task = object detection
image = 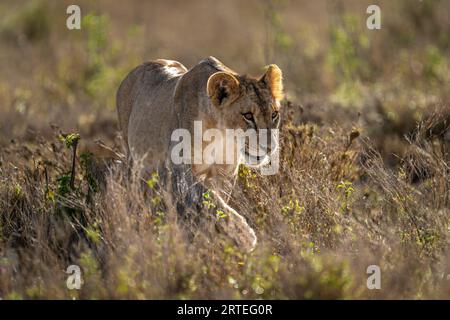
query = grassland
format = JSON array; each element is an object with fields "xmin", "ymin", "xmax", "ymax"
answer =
[{"xmin": 0, "ymin": 0, "xmax": 449, "ymax": 299}]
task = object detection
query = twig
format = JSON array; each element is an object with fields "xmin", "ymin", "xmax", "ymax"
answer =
[{"xmin": 70, "ymin": 139, "xmax": 78, "ymax": 190}]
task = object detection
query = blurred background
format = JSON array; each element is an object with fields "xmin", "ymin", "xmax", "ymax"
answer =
[{"xmin": 0, "ymin": 0, "xmax": 449, "ymax": 159}]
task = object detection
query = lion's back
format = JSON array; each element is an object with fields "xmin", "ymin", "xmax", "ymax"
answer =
[{"xmin": 116, "ymin": 59, "xmax": 187, "ymax": 166}]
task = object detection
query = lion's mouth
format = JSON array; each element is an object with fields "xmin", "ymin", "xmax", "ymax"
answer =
[{"xmin": 242, "ymin": 150, "xmax": 270, "ymax": 167}]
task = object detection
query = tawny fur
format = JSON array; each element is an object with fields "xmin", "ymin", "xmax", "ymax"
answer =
[{"xmin": 116, "ymin": 56, "xmax": 283, "ymax": 252}]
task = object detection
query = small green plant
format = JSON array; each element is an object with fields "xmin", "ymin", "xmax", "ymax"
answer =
[
  {"xmin": 202, "ymin": 190, "xmax": 215, "ymax": 209},
  {"xmin": 216, "ymin": 209, "xmax": 227, "ymax": 220},
  {"xmin": 336, "ymin": 181, "xmax": 354, "ymax": 213},
  {"xmin": 154, "ymin": 210, "xmax": 165, "ymax": 227},
  {"xmin": 281, "ymin": 199, "xmax": 304, "ymax": 215},
  {"xmin": 60, "ymin": 133, "xmax": 80, "ymax": 190},
  {"xmin": 146, "ymin": 172, "xmax": 159, "ymax": 189},
  {"xmin": 56, "ymin": 173, "xmax": 71, "ymax": 196},
  {"xmin": 59, "ymin": 133, "xmax": 80, "ymax": 148},
  {"xmin": 84, "ymin": 221, "xmax": 102, "ymax": 244},
  {"xmin": 238, "ymin": 165, "xmax": 258, "ymax": 190},
  {"xmin": 13, "ymin": 184, "xmax": 22, "ymax": 197}
]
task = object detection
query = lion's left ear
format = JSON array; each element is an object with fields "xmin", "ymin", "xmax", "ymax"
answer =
[{"xmin": 259, "ymin": 64, "xmax": 284, "ymax": 101}]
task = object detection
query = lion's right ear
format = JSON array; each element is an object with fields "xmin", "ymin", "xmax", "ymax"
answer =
[
  {"xmin": 207, "ymin": 72, "xmax": 240, "ymax": 107},
  {"xmin": 259, "ymin": 64, "xmax": 284, "ymax": 101}
]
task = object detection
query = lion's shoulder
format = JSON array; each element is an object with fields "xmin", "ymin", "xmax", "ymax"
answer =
[{"xmin": 196, "ymin": 56, "xmax": 237, "ymax": 75}]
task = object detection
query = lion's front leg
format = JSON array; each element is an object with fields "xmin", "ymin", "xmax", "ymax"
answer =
[{"xmin": 211, "ymin": 190, "xmax": 257, "ymax": 253}]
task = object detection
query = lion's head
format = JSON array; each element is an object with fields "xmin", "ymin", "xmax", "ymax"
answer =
[{"xmin": 205, "ymin": 65, "xmax": 283, "ymax": 168}]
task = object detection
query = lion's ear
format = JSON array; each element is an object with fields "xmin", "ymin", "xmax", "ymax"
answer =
[
  {"xmin": 260, "ymin": 64, "xmax": 284, "ymax": 101},
  {"xmin": 207, "ymin": 72, "xmax": 240, "ymax": 107}
]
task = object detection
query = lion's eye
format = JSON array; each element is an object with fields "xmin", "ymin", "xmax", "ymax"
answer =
[
  {"xmin": 272, "ymin": 111, "xmax": 279, "ymax": 120},
  {"xmin": 242, "ymin": 112, "xmax": 254, "ymax": 121}
]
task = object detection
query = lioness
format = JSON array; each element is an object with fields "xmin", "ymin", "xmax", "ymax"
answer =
[{"xmin": 116, "ymin": 56, "xmax": 283, "ymax": 252}]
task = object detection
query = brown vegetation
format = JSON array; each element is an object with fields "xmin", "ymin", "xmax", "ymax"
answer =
[{"xmin": 0, "ymin": 0, "xmax": 449, "ymax": 299}]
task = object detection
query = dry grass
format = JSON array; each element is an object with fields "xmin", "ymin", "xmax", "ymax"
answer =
[{"xmin": 0, "ymin": 0, "xmax": 449, "ymax": 299}]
